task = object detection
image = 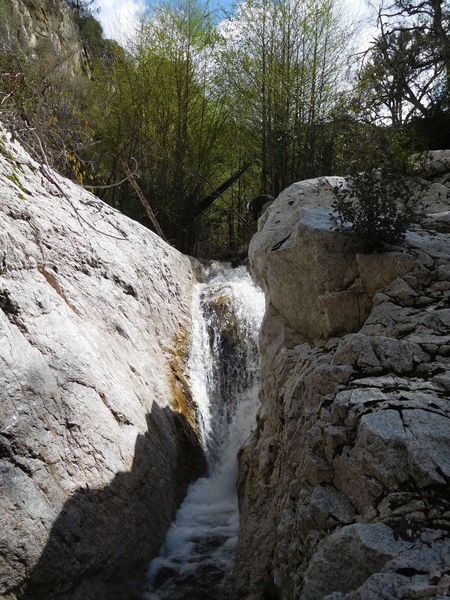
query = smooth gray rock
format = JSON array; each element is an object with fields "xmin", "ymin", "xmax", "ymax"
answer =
[{"xmin": 0, "ymin": 127, "xmax": 206, "ymax": 598}]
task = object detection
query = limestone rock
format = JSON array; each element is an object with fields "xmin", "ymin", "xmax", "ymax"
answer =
[
  {"xmin": 1, "ymin": 0, "xmax": 86, "ymax": 76},
  {"xmin": 0, "ymin": 127, "xmax": 206, "ymax": 598},
  {"xmin": 302, "ymin": 523, "xmax": 410, "ymax": 599},
  {"xmin": 234, "ymin": 155, "xmax": 450, "ymax": 599},
  {"xmin": 249, "ymin": 178, "xmax": 423, "ymax": 341}
]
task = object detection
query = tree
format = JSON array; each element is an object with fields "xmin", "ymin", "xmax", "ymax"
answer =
[
  {"xmin": 217, "ymin": 0, "xmax": 353, "ymax": 197},
  {"xmin": 1, "ymin": 0, "xmax": 373, "ymax": 256},
  {"xmin": 66, "ymin": 0, "xmax": 97, "ymax": 21},
  {"xmin": 358, "ymin": 0, "xmax": 449, "ymax": 126},
  {"xmin": 83, "ymin": 0, "xmax": 245, "ymax": 253}
]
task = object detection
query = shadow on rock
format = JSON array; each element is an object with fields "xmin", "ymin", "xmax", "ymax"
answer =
[{"xmin": 18, "ymin": 404, "xmax": 206, "ymax": 600}]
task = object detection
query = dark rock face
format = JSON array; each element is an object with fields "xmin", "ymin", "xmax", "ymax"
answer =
[
  {"xmin": 202, "ymin": 280, "xmax": 260, "ymax": 461},
  {"xmin": 233, "ymin": 153, "xmax": 450, "ymax": 599},
  {"xmin": 17, "ymin": 406, "xmax": 206, "ymax": 600},
  {"xmin": 203, "ymin": 291, "xmax": 248, "ymax": 409}
]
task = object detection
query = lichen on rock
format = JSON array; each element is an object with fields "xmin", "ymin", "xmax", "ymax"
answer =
[{"xmin": 168, "ymin": 328, "xmax": 199, "ymax": 432}]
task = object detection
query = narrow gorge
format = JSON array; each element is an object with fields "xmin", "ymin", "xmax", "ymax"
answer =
[
  {"xmin": 1, "ymin": 120, "xmax": 450, "ymax": 599},
  {"xmin": 0, "ymin": 127, "xmax": 267, "ymax": 599},
  {"xmin": 146, "ymin": 264, "xmax": 264, "ymax": 599}
]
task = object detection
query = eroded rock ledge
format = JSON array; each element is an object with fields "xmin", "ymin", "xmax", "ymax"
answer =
[
  {"xmin": 233, "ymin": 153, "xmax": 450, "ymax": 600},
  {"xmin": 0, "ymin": 129, "xmax": 206, "ymax": 598}
]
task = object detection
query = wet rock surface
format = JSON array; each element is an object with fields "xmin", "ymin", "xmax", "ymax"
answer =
[
  {"xmin": 233, "ymin": 153, "xmax": 450, "ymax": 599},
  {"xmin": 145, "ymin": 265, "xmax": 264, "ymax": 600},
  {"xmin": 203, "ymin": 285, "xmax": 256, "ymax": 429},
  {"xmin": 0, "ymin": 128, "xmax": 206, "ymax": 598}
]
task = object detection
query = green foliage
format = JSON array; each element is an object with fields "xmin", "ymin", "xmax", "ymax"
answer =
[
  {"xmin": 217, "ymin": 0, "xmax": 352, "ymax": 195},
  {"xmin": 332, "ymin": 167, "xmax": 422, "ymax": 250},
  {"xmin": 83, "ymin": 0, "xmax": 242, "ymax": 252},
  {"xmin": 6, "ymin": 172, "xmax": 26, "ymax": 193},
  {"xmin": 1, "ymin": 0, "xmax": 361, "ymax": 257},
  {"xmin": 66, "ymin": 0, "xmax": 97, "ymax": 20},
  {"xmin": 7, "ymin": 0, "xmax": 442, "ymax": 259},
  {"xmin": 79, "ymin": 14, "xmax": 105, "ymax": 57}
]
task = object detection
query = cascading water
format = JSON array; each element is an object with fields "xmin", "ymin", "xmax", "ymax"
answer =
[{"xmin": 144, "ymin": 263, "xmax": 265, "ymax": 600}]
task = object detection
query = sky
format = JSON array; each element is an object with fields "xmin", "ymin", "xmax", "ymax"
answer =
[
  {"xmin": 93, "ymin": 0, "xmax": 376, "ymax": 48},
  {"xmin": 92, "ymin": 0, "xmax": 147, "ymax": 45}
]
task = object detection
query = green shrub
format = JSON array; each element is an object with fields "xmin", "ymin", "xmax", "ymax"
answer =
[{"xmin": 331, "ymin": 167, "xmax": 423, "ymax": 250}]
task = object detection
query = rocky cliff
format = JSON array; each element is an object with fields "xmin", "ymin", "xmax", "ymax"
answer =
[
  {"xmin": 234, "ymin": 153, "xmax": 450, "ymax": 599},
  {"xmin": 0, "ymin": 127, "xmax": 206, "ymax": 599},
  {"xmin": 0, "ymin": 0, "xmax": 85, "ymax": 75}
]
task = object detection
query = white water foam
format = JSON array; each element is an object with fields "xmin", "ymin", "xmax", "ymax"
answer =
[{"xmin": 145, "ymin": 263, "xmax": 265, "ymax": 599}]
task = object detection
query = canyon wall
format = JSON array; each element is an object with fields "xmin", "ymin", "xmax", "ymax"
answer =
[
  {"xmin": 0, "ymin": 0, "xmax": 86, "ymax": 76},
  {"xmin": 0, "ymin": 127, "xmax": 205, "ymax": 598},
  {"xmin": 234, "ymin": 154, "xmax": 450, "ymax": 599}
]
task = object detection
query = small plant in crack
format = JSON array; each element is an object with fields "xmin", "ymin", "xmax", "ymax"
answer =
[{"xmin": 0, "ymin": 289, "xmax": 19, "ymax": 315}]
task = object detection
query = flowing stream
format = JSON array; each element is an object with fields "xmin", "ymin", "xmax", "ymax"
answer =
[{"xmin": 144, "ymin": 263, "xmax": 265, "ymax": 600}]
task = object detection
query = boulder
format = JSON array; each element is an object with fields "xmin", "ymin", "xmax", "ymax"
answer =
[
  {"xmin": 249, "ymin": 177, "xmax": 424, "ymax": 341},
  {"xmin": 234, "ymin": 156, "xmax": 450, "ymax": 599}
]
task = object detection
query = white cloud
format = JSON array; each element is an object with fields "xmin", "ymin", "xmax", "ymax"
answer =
[
  {"xmin": 92, "ymin": 0, "xmax": 378, "ymax": 52},
  {"xmin": 93, "ymin": 0, "xmax": 146, "ymax": 46},
  {"xmin": 343, "ymin": 0, "xmax": 378, "ymax": 51}
]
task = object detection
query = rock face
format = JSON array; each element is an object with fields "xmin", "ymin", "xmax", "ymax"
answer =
[
  {"xmin": 0, "ymin": 0, "xmax": 85, "ymax": 75},
  {"xmin": 233, "ymin": 152, "xmax": 450, "ymax": 600},
  {"xmin": 0, "ymin": 128, "xmax": 206, "ymax": 598}
]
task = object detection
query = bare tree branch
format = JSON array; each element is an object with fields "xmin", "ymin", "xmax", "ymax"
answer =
[{"xmin": 118, "ymin": 148, "xmax": 168, "ymax": 243}]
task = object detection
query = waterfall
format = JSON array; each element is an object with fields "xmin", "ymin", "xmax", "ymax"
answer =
[{"xmin": 145, "ymin": 262, "xmax": 265, "ymax": 599}]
